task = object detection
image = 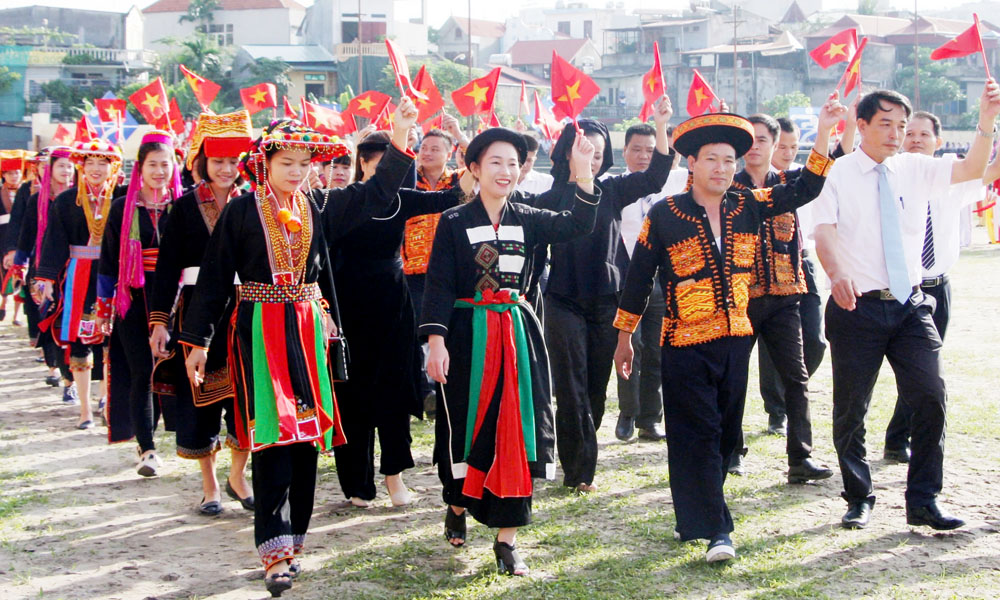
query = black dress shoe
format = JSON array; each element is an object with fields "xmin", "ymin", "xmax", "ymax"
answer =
[
  {"xmin": 906, "ymin": 502, "xmax": 965, "ymax": 530},
  {"xmin": 841, "ymin": 500, "xmax": 873, "ymax": 529},
  {"xmin": 883, "ymin": 447, "xmax": 910, "ymax": 463},
  {"xmin": 637, "ymin": 423, "xmax": 665, "ymax": 441},
  {"xmin": 787, "ymin": 458, "xmax": 834, "ymax": 484},
  {"xmin": 615, "ymin": 414, "xmax": 635, "ymax": 441},
  {"xmin": 767, "ymin": 415, "xmax": 787, "ymax": 437},
  {"xmin": 727, "ymin": 452, "xmax": 745, "ymax": 476}
]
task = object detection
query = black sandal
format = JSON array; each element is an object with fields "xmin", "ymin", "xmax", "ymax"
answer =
[
  {"xmin": 493, "ymin": 539, "xmax": 528, "ymax": 576},
  {"xmin": 444, "ymin": 505, "xmax": 466, "ymax": 547},
  {"xmin": 264, "ymin": 572, "xmax": 293, "ymax": 597},
  {"xmin": 289, "ymin": 560, "xmax": 301, "ymax": 578}
]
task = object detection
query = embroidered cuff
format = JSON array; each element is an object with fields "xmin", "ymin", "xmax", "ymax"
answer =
[
  {"xmin": 148, "ymin": 310, "xmax": 170, "ymax": 327},
  {"xmin": 391, "ymin": 139, "xmax": 416, "ymax": 158},
  {"xmin": 95, "ymin": 297, "xmax": 112, "ymax": 320},
  {"xmin": 575, "ymin": 186, "xmax": 601, "ymax": 206},
  {"xmin": 418, "ymin": 323, "xmax": 448, "ymax": 340},
  {"xmin": 613, "ymin": 309, "xmax": 641, "ymax": 333},
  {"xmin": 178, "ymin": 339, "xmax": 209, "ymax": 352},
  {"xmin": 805, "ymin": 149, "xmax": 833, "ymax": 177}
]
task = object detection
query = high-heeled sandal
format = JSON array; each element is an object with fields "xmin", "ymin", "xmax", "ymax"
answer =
[
  {"xmin": 493, "ymin": 539, "xmax": 528, "ymax": 576},
  {"xmin": 444, "ymin": 505, "xmax": 466, "ymax": 547},
  {"xmin": 264, "ymin": 572, "xmax": 293, "ymax": 597}
]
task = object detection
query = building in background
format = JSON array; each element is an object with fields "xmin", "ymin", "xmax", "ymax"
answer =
[
  {"xmin": 436, "ymin": 17, "xmax": 506, "ymax": 68},
  {"xmin": 233, "ymin": 44, "xmax": 338, "ymax": 100},
  {"xmin": 142, "ymin": 0, "xmax": 307, "ymax": 53}
]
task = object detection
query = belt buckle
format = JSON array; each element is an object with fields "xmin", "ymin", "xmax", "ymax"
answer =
[{"xmin": 879, "ymin": 289, "xmax": 895, "ymax": 301}]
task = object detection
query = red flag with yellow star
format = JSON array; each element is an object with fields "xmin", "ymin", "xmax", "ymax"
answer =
[
  {"xmin": 95, "ymin": 98, "xmax": 126, "ymax": 125},
  {"xmin": 128, "ymin": 77, "xmax": 170, "ymax": 127},
  {"xmin": 52, "ymin": 123, "xmax": 72, "ymax": 145},
  {"xmin": 374, "ymin": 101, "xmax": 398, "ymax": 132},
  {"xmin": 239, "ymin": 83, "xmax": 277, "ymax": 116},
  {"xmin": 345, "ymin": 90, "xmax": 392, "ymax": 120},
  {"xmin": 412, "ymin": 65, "xmax": 444, "ymax": 123},
  {"xmin": 301, "ymin": 98, "xmax": 355, "ymax": 136},
  {"xmin": 809, "ymin": 28, "xmax": 858, "ymax": 69},
  {"xmin": 74, "ymin": 115, "xmax": 98, "ymax": 143},
  {"xmin": 686, "ymin": 69, "xmax": 719, "ymax": 117},
  {"xmin": 386, "ymin": 38, "xmax": 427, "ymax": 102},
  {"xmin": 451, "ymin": 67, "xmax": 501, "ymax": 116},
  {"xmin": 533, "ymin": 89, "xmax": 561, "ymax": 142},
  {"xmin": 639, "ymin": 41, "xmax": 666, "ymax": 122},
  {"xmin": 841, "ymin": 37, "xmax": 868, "ymax": 96},
  {"xmin": 179, "ymin": 64, "xmax": 220, "ymax": 111},
  {"xmin": 167, "ymin": 97, "xmax": 185, "ymax": 135},
  {"xmin": 283, "ymin": 96, "xmax": 299, "ymax": 119},
  {"xmin": 421, "ymin": 114, "xmax": 444, "ymax": 135},
  {"xmin": 550, "ymin": 51, "xmax": 599, "ymax": 121}
]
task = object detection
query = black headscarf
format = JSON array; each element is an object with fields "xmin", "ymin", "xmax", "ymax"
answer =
[{"xmin": 549, "ymin": 119, "xmax": 614, "ymax": 184}]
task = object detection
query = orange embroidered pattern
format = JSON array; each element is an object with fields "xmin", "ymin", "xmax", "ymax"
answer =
[
  {"xmin": 675, "ymin": 278, "xmax": 716, "ymax": 323},
  {"xmin": 730, "ymin": 272, "xmax": 751, "ymax": 310},
  {"xmin": 401, "ymin": 213, "xmax": 441, "ymax": 275},
  {"xmin": 636, "ymin": 216, "xmax": 653, "ymax": 250},
  {"xmin": 613, "ymin": 309, "xmax": 641, "ymax": 333},
  {"xmin": 666, "ymin": 312, "xmax": 729, "ymax": 347},
  {"xmin": 771, "ymin": 212, "xmax": 796, "ymax": 243},
  {"xmin": 773, "ymin": 253, "xmax": 797, "ymax": 284},
  {"xmin": 805, "ymin": 149, "xmax": 833, "ymax": 176},
  {"xmin": 667, "ymin": 237, "xmax": 705, "ymax": 277},
  {"xmin": 731, "ymin": 233, "xmax": 757, "ymax": 268},
  {"xmin": 751, "ymin": 188, "xmax": 773, "ymax": 205}
]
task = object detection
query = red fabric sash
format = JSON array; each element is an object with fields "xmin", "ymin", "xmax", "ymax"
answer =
[{"xmin": 259, "ymin": 303, "xmax": 298, "ymax": 440}]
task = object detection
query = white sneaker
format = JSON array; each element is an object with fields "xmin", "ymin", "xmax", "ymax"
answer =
[
  {"xmin": 705, "ymin": 535, "xmax": 736, "ymax": 563},
  {"xmin": 137, "ymin": 451, "xmax": 162, "ymax": 477}
]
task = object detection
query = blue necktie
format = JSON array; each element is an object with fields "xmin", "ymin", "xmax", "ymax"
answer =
[{"xmin": 874, "ymin": 163, "xmax": 911, "ymax": 303}]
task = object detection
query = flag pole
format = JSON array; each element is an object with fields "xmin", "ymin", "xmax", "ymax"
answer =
[
  {"xmin": 834, "ymin": 37, "xmax": 867, "ymax": 94},
  {"xmin": 975, "ymin": 13, "xmax": 992, "ymax": 80}
]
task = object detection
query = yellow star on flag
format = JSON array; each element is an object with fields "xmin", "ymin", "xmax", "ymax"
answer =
[
  {"xmin": 557, "ymin": 80, "xmax": 582, "ymax": 103},
  {"xmin": 187, "ymin": 77, "xmax": 201, "ymax": 93},
  {"xmin": 310, "ymin": 108, "xmax": 332, "ymax": 128},
  {"xmin": 355, "ymin": 95, "xmax": 376, "ymax": 113},
  {"xmin": 849, "ymin": 59, "xmax": 860, "ymax": 75},
  {"xmin": 465, "ymin": 82, "xmax": 489, "ymax": 107},
  {"xmin": 824, "ymin": 43, "xmax": 847, "ymax": 59},
  {"xmin": 416, "ymin": 88, "xmax": 429, "ymax": 105},
  {"xmin": 694, "ymin": 87, "xmax": 708, "ymax": 106},
  {"xmin": 251, "ymin": 88, "xmax": 269, "ymax": 105},
  {"xmin": 141, "ymin": 92, "xmax": 163, "ymax": 115},
  {"xmin": 646, "ymin": 75, "xmax": 657, "ymax": 92}
]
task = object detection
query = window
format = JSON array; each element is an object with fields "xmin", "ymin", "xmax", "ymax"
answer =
[
  {"xmin": 584, "ymin": 20, "xmax": 593, "ymax": 39},
  {"xmin": 305, "ymin": 83, "xmax": 325, "ymax": 98},
  {"xmin": 206, "ymin": 23, "xmax": 234, "ymax": 46},
  {"xmin": 455, "ymin": 27, "xmax": 462, "ymax": 40},
  {"xmin": 558, "ymin": 21, "xmax": 571, "ymax": 36}
]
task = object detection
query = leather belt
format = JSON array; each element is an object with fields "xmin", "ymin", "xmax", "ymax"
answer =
[
  {"xmin": 860, "ymin": 286, "xmax": 919, "ymax": 301},
  {"xmin": 920, "ymin": 274, "xmax": 948, "ymax": 288}
]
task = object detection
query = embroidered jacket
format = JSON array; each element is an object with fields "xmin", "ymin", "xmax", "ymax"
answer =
[
  {"xmin": 614, "ymin": 149, "xmax": 832, "ymax": 348},
  {"xmin": 402, "ymin": 165, "xmax": 464, "ymax": 275}
]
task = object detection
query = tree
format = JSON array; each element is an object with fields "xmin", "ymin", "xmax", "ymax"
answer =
[
  {"xmin": 858, "ymin": 0, "xmax": 879, "ymax": 16},
  {"xmin": 241, "ymin": 57, "xmax": 292, "ymax": 98},
  {"xmin": 179, "ymin": 0, "xmax": 220, "ymax": 29},
  {"xmin": 761, "ymin": 91, "xmax": 813, "ymax": 118},
  {"xmin": 894, "ymin": 47, "xmax": 963, "ymax": 109},
  {"xmin": 0, "ymin": 66, "xmax": 21, "ymax": 95},
  {"xmin": 373, "ymin": 58, "xmax": 480, "ymax": 102},
  {"xmin": 30, "ymin": 80, "xmax": 105, "ymax": 119}
]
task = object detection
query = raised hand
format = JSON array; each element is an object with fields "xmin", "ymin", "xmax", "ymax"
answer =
[
  {"xmin": 653, "ymin": 95, "xmax": 673, "ymax": 126},
  {"xmin": 570, "ymin": 133, "xmax": 596, "ymax": 177},
  {"xmin": 978, "ymin": 78, "xmax": 1000, "ymax": 125},
  {"xmin": 817, "ymin": 91, "xmax": 848, "ymax": 132}
]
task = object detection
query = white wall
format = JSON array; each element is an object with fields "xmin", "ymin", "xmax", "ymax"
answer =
[{"xmin": 143, "ymin": 8, "xmax": 297, "ymax": 53}]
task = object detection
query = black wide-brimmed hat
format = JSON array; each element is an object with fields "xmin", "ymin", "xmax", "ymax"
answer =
[
  {"xmin": 465, "ymin": 127, "xmax": 528, "ymax": 167},
  {"xmin": 672, "ymin": 113, "xmax": 755, "ymax": 159}
]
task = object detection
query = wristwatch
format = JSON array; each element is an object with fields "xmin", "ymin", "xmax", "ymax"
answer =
[{"xmin": 976, "ymin": 122, "xmax": 997, "ymax": 139}]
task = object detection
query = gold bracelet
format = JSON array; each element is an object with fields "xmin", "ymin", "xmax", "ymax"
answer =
[{"xmin": 575, "ymin": 176, "xmax": 594, "ymax": 184}]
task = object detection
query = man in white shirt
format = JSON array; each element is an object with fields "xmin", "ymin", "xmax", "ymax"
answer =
[
  {"xmin": 882, "ymin": 111, "xmax": 993, "ymax": 463},
  {"xmin": 515, "ymin": 134, "xmax": 554, "ymax": 196},
  {"xmin": 812, "ymin": 84, "xmax": 1000, "ymax": 531},
  {"xmin": 613, "ymin": 123, "xmax": 688, "ymax": 442}
]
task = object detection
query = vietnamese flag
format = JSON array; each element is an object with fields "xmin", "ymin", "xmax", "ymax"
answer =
[
  {"xmin": 52, "ymin": 123, "xmax": 72, "ymax": 145},
  {"xmin": 687, "ymin": 69, "xmax": 720, "ymax": 117},
  {"xmin": 167, "ymin": 97, "xmax": 185, "ymax": 135},
  {"xmin": 931, "ymin": 14, "xmax": 991, "ymax": 79},
  {"xmin": 842, "ymin": 37, "xmax": 868, "ymax": 96},
  {"xmin": 421, "ymin": 114, "xmax": 443, "ymax": 135},
  {"xmin": 385, "ymin": 38, "xmax": 427, "ymax": 101},
  {"xmin": 518, "ymin": 81, "xmax": 530, "ymax": 119},
  {"xmin": 551, "ymin": 51, "xmax": 600, "ymax": 121},
  {"xmin": 451, "ymin": 67, "xmax": 501, "ymax": 116},
  {"xmin": 301, "ymin": 98, "xmax": 355, "ymax": 136},
  {"xmin": 179, "ymin": 64, "xmax": 220, "ymax": 111},
  {"xmin": 95, "ymin": 98, "xmax": 126, "ymax": 125},
  {"xmin": 639, "ymin": 41, "xmax": 666, "ymax": 122},
  {"xmin": 810, "ymin": 28, "xmax": 858, "ymax": 69},
  {"xmin": 412, "ymin": 65, "xmax": 445, "ymax": 123},
  {"xmin": 128, "ymin": 77, "xmax": 170, "ymax": 127},
  {"xmin": 283, "ymin": 96, "xmax": 299, "ymax": 119},
  {"xmin": 346, "ymin": 90, "xmax": 392, "ymax": 120},
  {"xmin": 374, "ymin": 101, "xmax": 398, "ymax": 132},
  {"xmin": 240, "ymin": 83, "xmax": 277, "ymax": 115},
  {"xmin": 75, "ymin": 115, "xmax": 98, "ymax": 143},
  {"xmin": 533, "ymin": 89, "xmax": 557, "ymax": 142}
]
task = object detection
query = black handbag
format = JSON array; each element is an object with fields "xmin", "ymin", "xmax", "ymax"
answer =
[{"xmin": 327, "ymin": 280, "xmax": 349, "ymax": 382}]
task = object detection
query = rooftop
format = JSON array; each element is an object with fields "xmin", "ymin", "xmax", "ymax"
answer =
[
  {"xmin": 240, "ymin": 44, "xmax": 335, "ymax": 63},
  {"xmin": 509, "ymin": 38, "xmax": 593, "ymax": 66},
  {"xmin": 449, "ymin": 17, "xmax": 507, "ymax": 40},
  {"xmin": 143, "ymin": 0, "xmax": 304, "ymax": 13}
]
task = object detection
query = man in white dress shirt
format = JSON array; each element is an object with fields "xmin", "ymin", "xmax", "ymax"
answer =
[
  {"xmin": 812, "ymin": 85, "xmax": 1000, "ymax": 531},
  {"xmin": 515, "ymin": 134, "xmax": 554, "ymax": 196},
  {"xmin": 613, "ymin": 124, "xmax": 688, "ymax": 442},
  {"xmin": 881, "ymin": 111, "xmax": 994, "ymax": 463}
]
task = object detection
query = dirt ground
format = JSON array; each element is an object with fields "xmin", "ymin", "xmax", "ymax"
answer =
[{"xmin": 1, "ymin": 233, "xmax": 999, "ymax": 600}]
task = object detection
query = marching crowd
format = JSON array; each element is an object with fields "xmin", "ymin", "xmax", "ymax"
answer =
[{"xmin": 1, "ymin": 75, "xmax": 998, "ymax": 597}]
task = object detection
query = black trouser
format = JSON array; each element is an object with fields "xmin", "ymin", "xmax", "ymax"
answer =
[
  {"xmin": 745, "ymin": 294, "xmax": 814, "ymax": 464},
  {"xmin": 408, "ymin": 273, "xmax": 434, "ymax": 399},
  {"xmin": 826, "ymin": 293, "xmax": 946, "ymax": 507},
  {"xmin": 615, "ymin": 280, "xmax": 664, "ymax": 430},
  {"xmin": 252, "ymin": 443, "xmax": 318, "ymax": 569},
  {"xmin": 663, "ymin": 336, "xmax": 754, "ymax": 541},
  {"xmin": 884, "ymin": 279, "xmax": 951, "ymax": 453},
  {"xmin": 174, "ymin": 388, "xmax": 240, "ymax": 459},
  {"xmin": 22, "ymin": 285, "xmax": 40, "ymax": 342},
  {"xmin": 333, "ymin": 410, "xmax": 414, "ymax": 501},
  {"xmin": 116, "ymin": 300, "xmax": 156, "ymax": 452},
  {"xmin": 759, "ymin": 255, "xmax": 826, "ymax": 421},
  {"xmin": 546, "ymin": 292, "xmax": 618, "ymax": 487}
]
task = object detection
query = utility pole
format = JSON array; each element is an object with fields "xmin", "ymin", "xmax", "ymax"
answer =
[
  {"xmin": 467, "ymin": 0, "xmax": 473, "ymax": 80},
  {"xmin": 357, "ymin": 0, "xmax": 363, "ymax": 94},
  {"xmin": 726, "ymin": 6, "xmax": 745, "ymax": 112},
  {"xmin": 914, "ymin": 0, "xmax": 921, "ymax": 109}
]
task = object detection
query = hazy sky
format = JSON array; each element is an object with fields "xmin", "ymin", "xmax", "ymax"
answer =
[{"xmin": 0, "ymin": 0, "xmax": 968, "ymax": 27}]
